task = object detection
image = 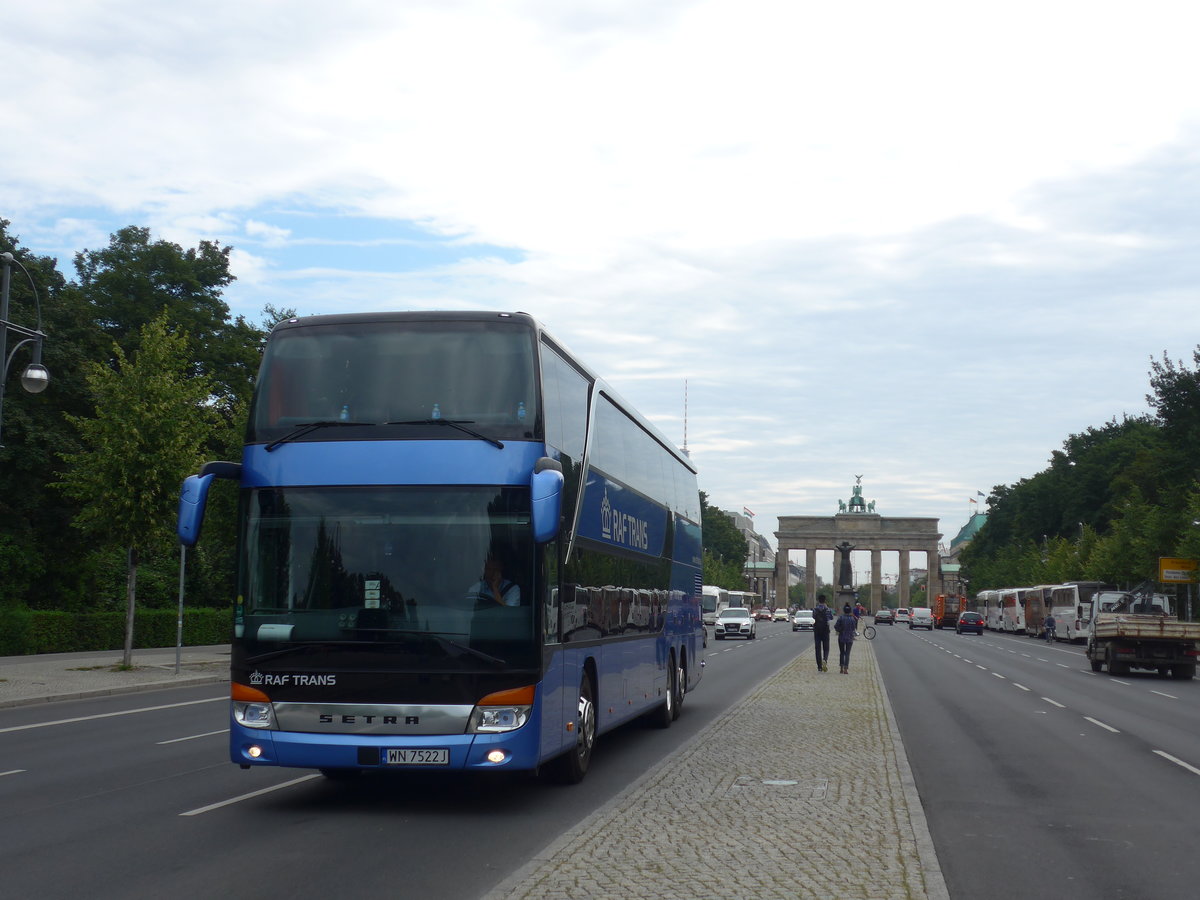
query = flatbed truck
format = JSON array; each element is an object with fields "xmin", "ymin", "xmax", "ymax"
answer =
[{"xmin": 1085, "ymin": 589, "xmax": 1200, "ymax": 679}]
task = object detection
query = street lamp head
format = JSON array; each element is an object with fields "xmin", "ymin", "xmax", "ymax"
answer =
[{"xmin": 20, "ymin": 362, "xmax": 49, "ymax": 394}]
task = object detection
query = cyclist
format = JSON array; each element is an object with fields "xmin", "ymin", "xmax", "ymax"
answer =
[{"xmin": 1043, "ymin": 612, "xmax": 1057, "ymax": 642}]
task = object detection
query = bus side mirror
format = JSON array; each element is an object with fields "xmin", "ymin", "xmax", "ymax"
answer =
[
  {"xmin": 177, "ymin": 473, "xmax": 215, "ymax": 547},
  {"xmin": 531, "ymin": 457, "xmax": 564, "ymax": 543},
  {"xmin": 177, "ymin": 461, "xmax": 243, "ymax": 547}
]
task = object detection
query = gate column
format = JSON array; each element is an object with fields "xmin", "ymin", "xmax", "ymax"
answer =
[{"xmin": 871, "ymin": 548, "xmax": 882, "ymax": 610}]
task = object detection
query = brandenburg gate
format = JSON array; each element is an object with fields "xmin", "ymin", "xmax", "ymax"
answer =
[{"xmin": 773, "ymin": 477, "xmax": 942, "ymax": 607}]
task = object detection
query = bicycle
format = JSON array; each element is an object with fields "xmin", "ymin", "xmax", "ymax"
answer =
[{"xmin": 859, "ymin": 622, "xmax": 877, "ymax": 640}]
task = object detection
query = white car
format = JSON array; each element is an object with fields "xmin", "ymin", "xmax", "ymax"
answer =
[
  {"xmin": 773, "ymin": 608, "xmax": 790, "ymax": 622},
  {"xmin": 894, "ymin": 607, "xmax": 912, "ymax": 625},
  {"xmin": 714, "ymin": 607, "xmax": 756, "ymax": 640},
  {"xmin": 908, "ymin": 607, "xmax": 934, "ymax": 630},
  {"xmin": 792, "ymin": 609, "xmax": 815, "ymax": 631}
]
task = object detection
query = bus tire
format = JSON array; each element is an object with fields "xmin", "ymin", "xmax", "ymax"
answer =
[
  {"xmin": 672, "ymin": 656, "xmax": 686, "ymax": 721},
  {"xmin": 648, "ymin": 653, "xmax": 676, "ymax": 729},
  {"xmin": 547, "ymin": 672, "xmax": 596, "ymax": 784}
]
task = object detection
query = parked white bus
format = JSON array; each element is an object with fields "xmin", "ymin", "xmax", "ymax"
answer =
[
  {"xmin": 1022, "ymin": 585, "xmax": 1060, "ymax": 639},
  {"xmin": 1051, "ymin": 581, "xmax": 1116, "ymax": 642},
  {"xmin": 977, "ymin": 590, "xmax": 1003, "ymax": 631},
  {"xmin": 726, "ymin": 591, "xmax": 762, "ymax": 615},
  {"xmin": 1000, "ymin": 588, "xmax": 1028, "ymax": 634},
  {"xmin": 701, "ymin": 585, "xmax": 730, "ymax": 625}
]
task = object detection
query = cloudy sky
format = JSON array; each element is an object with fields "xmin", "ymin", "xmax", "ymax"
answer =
[{"xmin": 5, "ymin": 0, "xmax": 1200, "ymax": 581}]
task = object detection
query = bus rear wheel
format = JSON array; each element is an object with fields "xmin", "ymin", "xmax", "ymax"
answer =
[
  {"xmin": 547, "ymin": 672, "xmax": 596, "ymax": 784},
  {"xmin": 672, "ymin": 658, "xmax": 686, "ymax": 721},
  {"xmin": 649, "ymin": 654, "xmax": 685, "ymax": 728}
]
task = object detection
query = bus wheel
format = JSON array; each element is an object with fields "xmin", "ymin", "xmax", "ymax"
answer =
[
  {"xmin": 672, "ymin": 658, "xmax": 686, "ymax": 721},
  {"xmin": 649, "ymin": 653, "xmax": 677, "ymax": 729},
  {"xmin": 548, "ymin": 673, "xmax": 596, "ymax": 784}
]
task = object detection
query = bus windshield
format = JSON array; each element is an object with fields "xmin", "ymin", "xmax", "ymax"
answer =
[
  {"xmin": 237, "ymin": 485, "xmax": 537, "ymax": 669},
  {"xmin": 248, "ymin": 318, "xmax": 539, "ymax": 442}
]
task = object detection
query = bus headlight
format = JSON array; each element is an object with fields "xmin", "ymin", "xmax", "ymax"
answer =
[
  {"xmin": 468, "ymin": 685, "xmax": 535, "ymax": 734},
  {"xmin": 233, "ymin": 701, "xmax": 275, "ymax": 729},
  {"xmin": 470, "ymin": 705, "xmax": 531, "ymax": 733}
]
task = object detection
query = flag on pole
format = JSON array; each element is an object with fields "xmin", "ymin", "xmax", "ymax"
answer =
[
  {"xmin": 977, "ymin": 491, "xmax": 985, "ymax": 497},
  {"xmin": 969, "ymin": 498, "xmax": 977, "ymax": 504},
  {"xmin": 743, "ymin": 507, "xmax": 755, "ymax": 518}
]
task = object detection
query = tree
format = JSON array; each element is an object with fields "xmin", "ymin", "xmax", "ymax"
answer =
[
  {"xmin": 700, "ymin": 492, "xmax": 748, "ymax": 566},
  {"xmin": 55, "ymin": 313, "xmax": 214, "ymax": 665},
  {"xmin": 74, "ymin": 226, "xmax": 261, "ymax": 411},
  {"xmin": 0, "ymin": 220, "xmax": 109, "ymax": 608},
  {"xmin": 702, "ymin": 549, "xmax": 747, "ymax": 590}
]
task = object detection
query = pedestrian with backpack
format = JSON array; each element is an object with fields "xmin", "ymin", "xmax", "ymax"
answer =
[
  {"xmin": 812, "ymin": 596, "xmax": 832, "ymax": 672},
  {"xmin": 834, "ymin": 603, "xmax": 858, "ymax": 674}
]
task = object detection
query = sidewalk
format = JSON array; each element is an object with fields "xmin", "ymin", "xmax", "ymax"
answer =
[
  {"xmin": 485, "ymin": 639, "xmax": 948, "ymax": 900},
  {"xmin": 0, "ymin": 645, "xmax": 230, "ymax": 708}
]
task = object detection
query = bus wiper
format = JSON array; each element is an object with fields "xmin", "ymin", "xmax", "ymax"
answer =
[
  {"xmin": 245, "ymin": 641, "xmax": 358, "ymax": 664},
  {"xmin": 378, "ymin": 629, "xmax": 508, "ymax": 666},
  {"xmin": 386, "ymin": 418, "xmax": 504, "ymax": 449},
  {"xmin": 265, "ymin": 420, "xmax": 374, "ymax": 452}
]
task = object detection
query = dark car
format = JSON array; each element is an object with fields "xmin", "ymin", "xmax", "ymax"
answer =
[
  {"xmin": 956, "ymin": 611, "xmax": 985, "ymax": 635},
  {"xmin": 874, "ymin": 608, "xmax": 895, "ymax": 626}
]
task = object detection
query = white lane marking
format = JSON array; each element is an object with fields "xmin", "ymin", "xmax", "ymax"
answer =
[
  {"xmin": 992, "ymin": 672, "xmax": 1006, "ymax": 679},
  {"xmin": 0, "ymin": 697, "xmax": 225, "ymax": 734},
  {"xmin": 1013, "ymin": 683, "xmax": 1031, "ymax": 692},
  {"xmin": 157, "ymin": 729, "xmax": 230, "ymax": 745},
  {"xmin": 1, "ymin": 769, "xmax": 27, "ymax": 777},
  {"xmin": 180, "ymin": 774, "xmax": 322, "ymax": 816},
  {"xmin": 1057, "ymin": 664, "xmax": 1071, "ymax": 669},
  {"xmin": 1084, "ymin": 716, "xmax": 1120, "ymax": 733},
  {"xmin": 1109, "ymin": 678, "xmax": 1131, "ymax": 685},
  {"xmin": 1153, "ymin": 751, "xmax": 1200, "ymax": 777},
  {"xmin": 1151, "ymin": 691, "xmax": 1178, "ymax": 700},
  {"xmin": 1042, "ymin": 698, "xmax": 1066, "ymax": 708},
  {"xmin": 975, "ymin": 665, "xmax": 986, "ymax": 670}
]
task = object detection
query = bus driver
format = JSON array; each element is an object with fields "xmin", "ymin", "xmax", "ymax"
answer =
[{"xmin": 467, "ymin": 554, "xmax": 521, "ymax": 607}]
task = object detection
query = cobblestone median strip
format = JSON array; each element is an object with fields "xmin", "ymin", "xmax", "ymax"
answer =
[{"xmin": 486, "ymin": 642, "xmax": 948, "ymax": 900}]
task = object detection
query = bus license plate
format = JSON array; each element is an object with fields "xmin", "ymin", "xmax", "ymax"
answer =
[{"xmin": 386, "ymin": 748, "xmax": 449, "ymax": 766}]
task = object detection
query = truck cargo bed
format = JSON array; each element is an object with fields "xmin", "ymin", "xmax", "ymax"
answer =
[{"xmin": 1091, "ymin": 614, "xmax": 1200, "ymax": 642}]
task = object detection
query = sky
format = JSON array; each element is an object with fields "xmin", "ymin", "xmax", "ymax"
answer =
[{"xmin": 5, "ymin": 0, "xmax": 1200, "ymax": 582}]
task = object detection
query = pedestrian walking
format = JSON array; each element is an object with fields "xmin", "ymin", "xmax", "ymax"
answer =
[
  {"xmin": 812, "ymin": 596, "xmax": 832, "ymax": 672},
  {"xmin": 834, "ymin": 603, "xmax": 858, "ymax": 674}
]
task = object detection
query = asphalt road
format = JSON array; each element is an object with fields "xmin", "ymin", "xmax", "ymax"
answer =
[
  {"xmin": 874, "ymin": 623, "xmax": 1200, "ymax": 900},
  {"xmin": 0, "ymin": 621, "xmax": 805, "ymax": 900}
]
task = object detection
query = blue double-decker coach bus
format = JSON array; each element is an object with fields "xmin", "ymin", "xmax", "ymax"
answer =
[{"xmin": 178, "ymin": 310, "xmax": 703, "ymax": 783}]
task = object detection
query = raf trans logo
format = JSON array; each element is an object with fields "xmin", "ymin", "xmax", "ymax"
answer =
[
  {"xmin": 249, "ymin": 670, "xmax": 337, "ymax": 687},
  {"xmin": 600, "ymin": 486, "xmax": 649, "ymax": 551}
]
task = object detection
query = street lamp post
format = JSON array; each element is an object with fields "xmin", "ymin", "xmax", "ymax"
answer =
[{"xmin": 0, "ymin": 251, "xmax": 50, "ymax": 448}]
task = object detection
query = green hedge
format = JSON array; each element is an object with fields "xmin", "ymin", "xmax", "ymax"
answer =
[{"xmin": 0, "ymin": 608, "xmax": 229, "ymax": 656}]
